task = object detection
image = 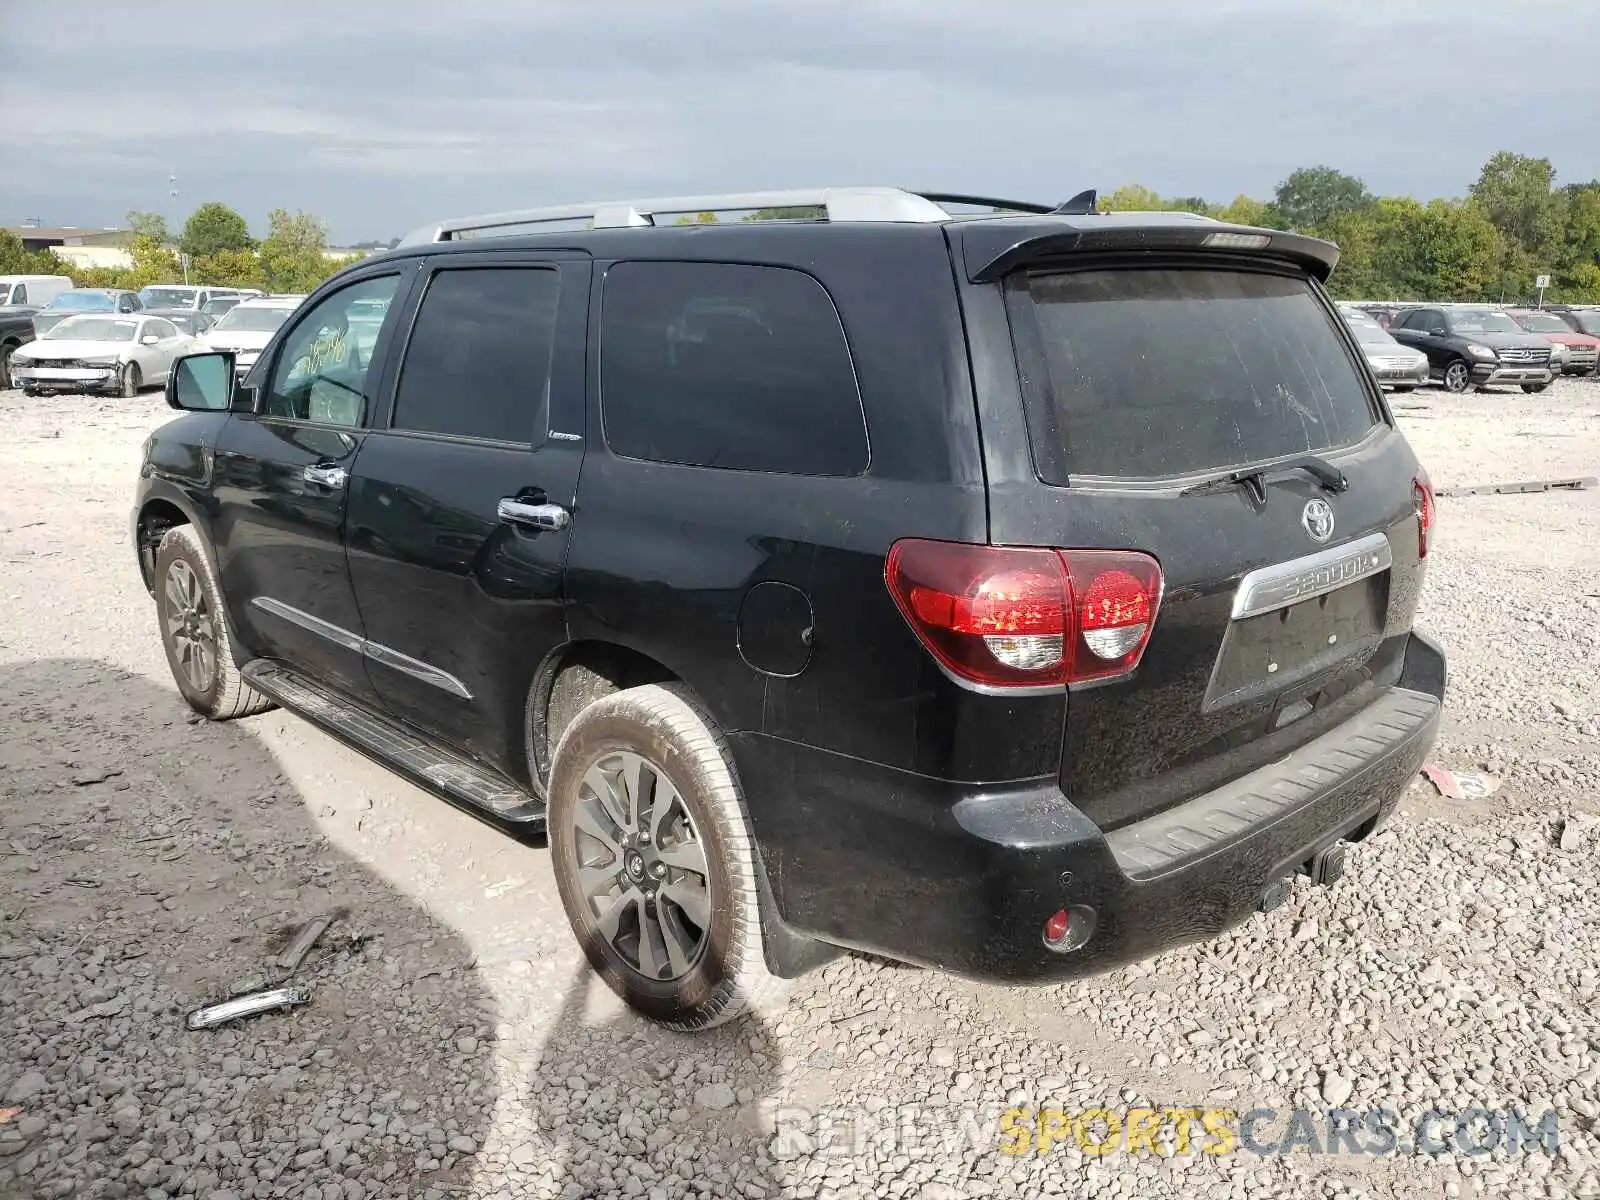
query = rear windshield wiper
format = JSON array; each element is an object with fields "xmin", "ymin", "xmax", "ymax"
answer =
[{"xmin": 1178, "ymin": 455, "xmax": 1349, "ymax": 500}]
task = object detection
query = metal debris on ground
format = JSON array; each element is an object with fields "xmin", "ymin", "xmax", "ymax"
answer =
[
  {"xmin": 1434, "ymin": 475, "xmax": 1596, "ymax": 498},
  {"xmin": 186, "ymin": 987, "xmax": 311, "ymax": 1031},
  {"xmin": 1421, "ymin": 763, "xmax": 1501, "ymax": 801},
  {"xmin": 274, "ymin": 913, "xmax": 335, "ymax": 974}
]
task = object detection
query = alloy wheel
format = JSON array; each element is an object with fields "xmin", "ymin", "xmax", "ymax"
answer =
[
  {"xmin": 1443, "ymin": 362, "xmax": 1470, "ymax": 393},
  {"xmin": 569, "ymin": 750, "xmax": 712, "ymax": 981},
  {"xmin": 163, "ymin": 559, "xmax": 216, "ymax": 693}
]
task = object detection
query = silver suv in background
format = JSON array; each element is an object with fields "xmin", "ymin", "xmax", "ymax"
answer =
[{"xmin": 1338, "ymin": 304, "xmax": 1429, "ymax": 391}]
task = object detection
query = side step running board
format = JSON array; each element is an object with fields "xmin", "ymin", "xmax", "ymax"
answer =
[{"xmin": 242, "ymin": 660, "xmax": 546, "ymax": 835}]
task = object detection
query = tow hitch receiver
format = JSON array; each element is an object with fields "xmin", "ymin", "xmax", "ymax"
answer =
[{"xmin": 1310, "ymin": 842, "xmax": 1347, "ymax": 887}]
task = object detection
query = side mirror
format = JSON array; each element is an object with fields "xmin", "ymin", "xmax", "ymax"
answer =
[
  {"xmin": 141, "ymin": 334, "xmax": 160, "ymax": 345},
  {"xmin": 167, "ymin": 351, "xmax": 237, "ymax": 412}
]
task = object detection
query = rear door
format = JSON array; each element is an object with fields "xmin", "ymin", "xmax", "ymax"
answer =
[
  {"xmin": 969, "ymin": 258, "xmax": 1428, "ymax": 830},
  {"xmin": 342, "ymin": 251, "xmax": 588, "ymax": 778}
]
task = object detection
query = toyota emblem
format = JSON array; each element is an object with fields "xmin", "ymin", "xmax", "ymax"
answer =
[{"xmin": 1302, "ymin": 499, "xmax": 1336, "ymax": 543}]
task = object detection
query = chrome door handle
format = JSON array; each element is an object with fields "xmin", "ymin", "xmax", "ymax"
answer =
[
  {"xmin": 497, "ymin": 498, "xmax": 570, "ymax": 532},
  {"xmin": 303, "ymin": 464, "xmax": 347, "ymax": 490}
]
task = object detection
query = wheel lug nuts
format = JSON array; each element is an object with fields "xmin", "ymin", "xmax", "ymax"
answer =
[{"xmin": 651, "ymin": 863, "xmax": 666, "ymax": 878}]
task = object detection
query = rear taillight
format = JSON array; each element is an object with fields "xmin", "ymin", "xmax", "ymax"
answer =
[
  {"xmin": 1413, "ymin": 472, "xmax": 1435, "ymax": 559},
  {"xmin": 884, "ymin": 540, "xmax": 1162, "ymax": 689}
]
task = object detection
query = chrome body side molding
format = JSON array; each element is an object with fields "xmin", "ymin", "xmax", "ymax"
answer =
[{"xmin": 250, "ymin": 597, "xmax": 474, "ymax": 700}]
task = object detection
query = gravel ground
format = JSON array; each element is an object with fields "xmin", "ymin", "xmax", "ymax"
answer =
[{"xmin": 1, "ymin": 378, "xmax": 1597, "ymax": 1200}]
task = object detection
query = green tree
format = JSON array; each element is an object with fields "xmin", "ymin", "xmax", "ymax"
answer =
[
  {"xmin": 193, "ymin": 248, "xmax": 266, "ymax": 290},
  {"xmin": 1098, "ymin": 184, "xmax": 1166, "ymax": 212},
  {"xmin": 180, "ymin": 202, "xmax": 254, "ymax": 259},
  {"xmin": 0, "ymin": 230, "xmax": 71, "ymax": 277},
  {"xmin": 1468, "ymin": 152, "xmax": 1564, "ymax": 263},
  {"xmin": 672, "ymin": 211, "xmax": 720, "ymax": 225},
  {"xmin": 1272, "ymin": 166, "xmax": 1373, "ymax": 232},
  {"xmin": 123, "ymin": 234, "xmax": 184, "ymax": 289},
  {"xmin": 1213, "ymin": 194, "xmax": 1277, "ymax": 228},
  {"xmin": 124, "ymin": 210, "xmax": 172, "ymax": 243},
  {"xmin": 1318, "ymin": 207, "xmax": 1383, "ymax": 299},
  {"xmin": 259, "ymin": 209, "xmax": 338, "ymax": 293}
]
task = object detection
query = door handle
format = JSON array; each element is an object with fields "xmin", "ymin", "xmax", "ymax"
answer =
[
  {"xmin": 303, "ymin": 464, "xmax": 347, "ymax": 490},
  {"xmin": 497, "ymin": 498, "xmax": 570, "ymax": 532}
]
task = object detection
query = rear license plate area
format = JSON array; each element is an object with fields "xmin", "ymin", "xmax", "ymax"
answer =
[{"xmin": 1204, "ymin": 576, "xmax": 1385, "ymax": 710}]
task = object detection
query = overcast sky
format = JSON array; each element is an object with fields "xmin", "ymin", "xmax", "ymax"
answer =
[{"xmin": 2, "ymin": 0, "xmax": 1597, "ymax": 244}]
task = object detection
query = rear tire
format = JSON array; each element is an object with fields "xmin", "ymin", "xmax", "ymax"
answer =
[
  {"xmin": 153, "ymin": 525, "xmax": 275, "ymax": 720},
  {"xmin": 547, "ymin": 683, "xmax": 781, "ymax": 1031},
  {"xmin": 118, "ymin": 362, "xmax": 141, "ymax": 398},
  {"xmin": 1442, "ymin": 360, "xmax": 1472, "ymax": 393}
]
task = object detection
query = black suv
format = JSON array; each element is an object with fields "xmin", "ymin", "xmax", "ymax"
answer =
[
  {"xmin": 1387, "ymin": 305, "xmax": 1556, "ymax": 393},
  {"xmin": 134, "ymin": 187, "xmax": 1444, "ymax": 1030}
]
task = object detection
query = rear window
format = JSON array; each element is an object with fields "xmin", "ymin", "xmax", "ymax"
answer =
[
  {"xmin": 1015, "ymin": 268, "xmax": 1380, "ymax": 481},
  {"xmin": 600, "ymin": 261, "xmax": 867, "ymax": 476}
]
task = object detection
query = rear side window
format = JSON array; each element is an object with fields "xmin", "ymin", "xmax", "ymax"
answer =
[
  {"xmin": 600, "ymin": 261, "xmax": 867, "ymax": 475},
  {"xmin": 1015, "ymin": 268, "xmax": 1380, "ymax": 481},
  {"xmin": 392, "ymin": 267, "xmax": 559, "ymax": 443}
]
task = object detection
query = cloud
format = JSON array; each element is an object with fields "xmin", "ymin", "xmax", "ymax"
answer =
[{"xmin": 1, "ymin": 0, "xmax": 1595, "ymax": 240}]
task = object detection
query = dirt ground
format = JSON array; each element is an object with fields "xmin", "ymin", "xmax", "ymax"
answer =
[{"xmin": 1, "ymin": 378, "xmax": 1596, "ymax": 1200}]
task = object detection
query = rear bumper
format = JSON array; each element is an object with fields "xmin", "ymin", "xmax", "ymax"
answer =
[{"xmin": 738, "ymin": 631, "xmax": 1444, "ymax": 983}]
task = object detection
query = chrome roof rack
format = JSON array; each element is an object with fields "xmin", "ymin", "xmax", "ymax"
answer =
[{"xmin": 398, "ymin": 186, "xmax": 959, "ymax": 247}]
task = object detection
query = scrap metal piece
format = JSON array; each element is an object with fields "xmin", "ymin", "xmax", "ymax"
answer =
[
  {"xmin": 1434, "ymin": 476, "xmax": 1596, "ymax": 498},
  {"xmin": 275, "ymin": 914, "xmax": 334, "ymax": 974},
  {"xmin": 186, "ymin": 987, "xmax": 310, "ymax": 1031}
]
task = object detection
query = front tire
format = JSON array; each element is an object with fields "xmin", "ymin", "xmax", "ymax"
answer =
[
  {"xmin": 1442, "ymin": 360, "xmax": 1473, "ymax": 393},
  {"xmin": 1521, "ymin": 382, "xmax": 1550, "ymax": 394},
  {"xmin": 118, "ymin": 361, "xmax": 142, "ymax": 398},
  {"xmin": 548, "ymin": 684, "xmax": 779, "ymax": 1031},
  {"xmin": 0, "ymin": 342, "xmax": 16, "ymax": 390},
  {"xmin": 1391, "ymin": 385, "xmax": 1415, "ymax": 393},
  {"xmin": 153, "ymin": 525, "xmax": 274, "ymax": 720}
]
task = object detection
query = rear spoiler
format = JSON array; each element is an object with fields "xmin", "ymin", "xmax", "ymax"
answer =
[{"xmin": 960, "ymin": 219, "xmax": 1340, "ymax": 284}]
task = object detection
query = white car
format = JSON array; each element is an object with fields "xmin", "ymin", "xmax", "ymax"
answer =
[
  {"xmin": 201, "ymin": 296, "xmax": 303, "ymax": 374},
  {"xmin": 10, "ymin": 314, "xmax": 197, "ymax": 397}
]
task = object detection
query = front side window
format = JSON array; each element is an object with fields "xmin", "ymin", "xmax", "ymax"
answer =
[
  {"xmin": 391, "ymin": 267, "xmax": 559, "ymax": 443},
  {"xmin": 600, "ymin": 261, "xmax": 867, "ymax": 475},
  {"xmin": 1016, "ymin": 267, "xmax": 1379, "ymax": 481},
  {"xmin": 262, "ymin": 275, "xmax": 400, "ymax": 427},
  {"xmin": 10, "ymin": 285, "xmax": 25, "ymax": 304}
]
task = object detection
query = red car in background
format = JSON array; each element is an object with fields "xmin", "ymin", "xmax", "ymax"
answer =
[{"xmin": 1508, "ymin": 308, "xmax": 1599, "ymax": 376}]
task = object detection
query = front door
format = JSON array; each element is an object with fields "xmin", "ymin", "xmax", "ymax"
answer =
[
  {"xmin": 343, "ymin": 252, "xmax": 589, "ymax": 779},
  {"xmin": 211, "ymin": 268, "xmax": 413, "ymax": 702}
]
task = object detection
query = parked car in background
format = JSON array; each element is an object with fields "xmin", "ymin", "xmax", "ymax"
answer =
[
  {"xmin": 1337, "ymin": 304, "xmax": 1429, "ymax": 390},
  {"xmin": 0, "ymin": 306, "xmax": 38, "ymax": 389},
  {"xmin": 1544, "ymin": 305, "xmax": 1600, "ymax": 341},
  {"xmin": 32, "ymin": 289, "xmax": 143, "ymax": 336},
  {"xmin": 1388, "ymin": 305, "xmax": 1555, "ymax": 393},
  {"xmin": 1506, "ymin": 308, "xmax": 1599, "ymax": 376},
  {"xmin": 200, "ymin": 294, "xmax": 249, "ymax": 320},
  {"xmin": 11, "ymin": 313, "xmax": 195, "ymax": 397},
  {"xmin": 200, "ymin": 295, "xmax": 301, "ymax": 375},
  {"xmin": 0, "ymin": 274, "xmax": 75, "ymax": 308},
  {"xmin": 142, "ymin": 308, "xmax": 217, "ymax": 339},
  {"xmin": 137, "ymin": 187, "xmax": 1443, "ymax": 1029},
  {"xmin": 137, "ymin": 285, "xmax": 252, "ymax": 313}
]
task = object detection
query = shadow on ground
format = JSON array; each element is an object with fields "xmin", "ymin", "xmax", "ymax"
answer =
[
  {"xmin": 493, "ymin": 965, "xmax": 783, "ymax": 1199},
  {"xmin": 0, "ymin": 658, "xmax": 500, "ymax": 1198}
]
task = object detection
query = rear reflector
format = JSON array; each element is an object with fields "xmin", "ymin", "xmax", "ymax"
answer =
[
  {"xmin": 1413, "ymin": 471, "xmax": 1435, "ymax": 559},
  {"xmin": 884, "ymin": 540, "xmax": 1162, "ymax": 689}
]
